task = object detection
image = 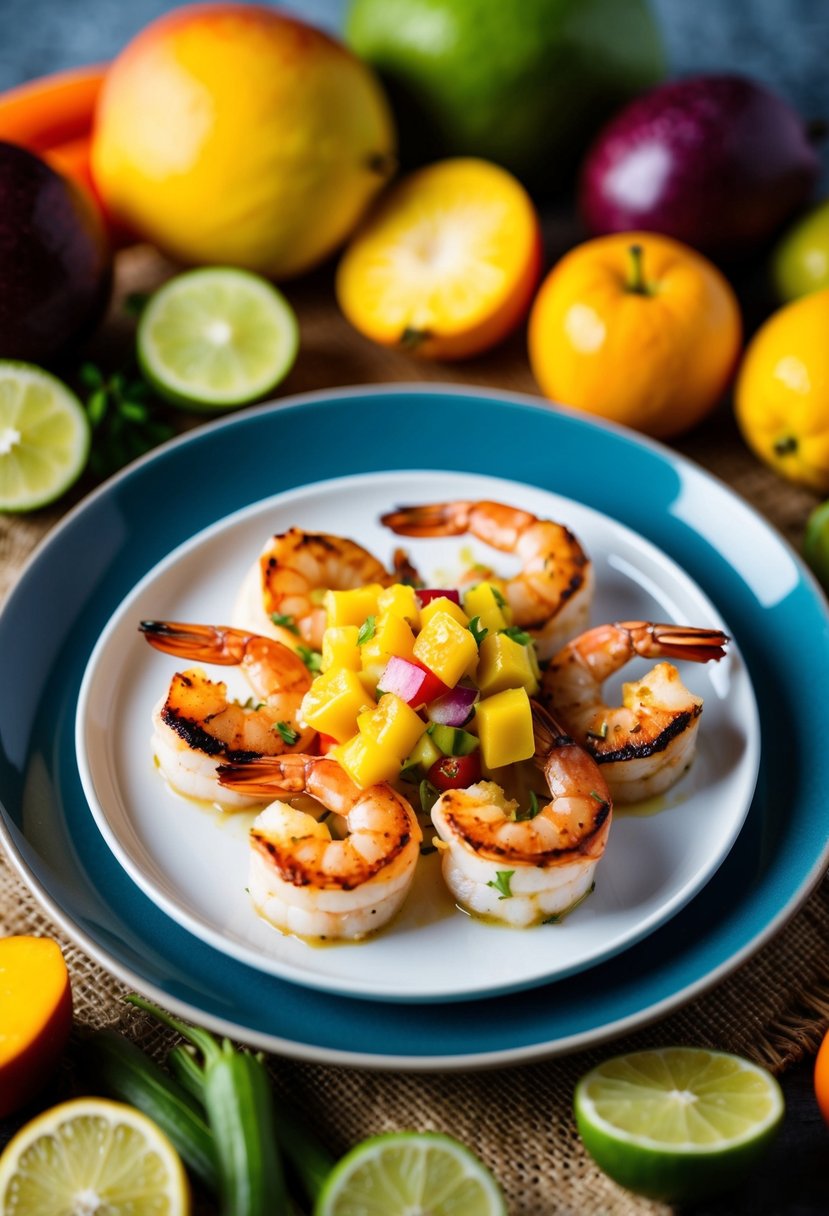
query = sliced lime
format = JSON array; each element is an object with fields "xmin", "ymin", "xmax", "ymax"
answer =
[
  {"xmin": 313, "ymin": 1131, "xmax": 506, "ymax": 1216},
  {"xmin": 804, "ymin": 499, "xmax": 829, "ymax": 593},
  {"xmin": 0, "ymin": 1096, "xmax": 190, "ymax": 1215},
  {"xmin": 574, "ymin": 1047, "xmax": 784, "ymax": 1204},
  {"xmin": 0, "ymin": 361, "xmax": 89, "ymax": 513},
  {"xmin": 137, "ymin": 267, "xmax": 299, "ymax": 410}
]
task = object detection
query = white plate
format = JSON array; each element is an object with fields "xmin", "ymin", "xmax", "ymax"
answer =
[{"xmin": 76, "ymin": 469, "xmax": 760, "ymax": 1003}]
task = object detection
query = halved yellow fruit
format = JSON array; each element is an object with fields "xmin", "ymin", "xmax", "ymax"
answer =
[{"xmin": 336, "ymin": 158, "xmax": 542, "ymax": 360}]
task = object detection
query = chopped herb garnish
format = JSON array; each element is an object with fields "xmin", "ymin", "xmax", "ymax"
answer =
[
  {"xmin": 79, "ymin": 360, "xmax": 175, "ymax": 479},
  {"xmin": 296, "ymin": 645, "xmax": 323, "ymax": 673},
  {"xmin": 275, "ymin": 721, "xmax": 299, "ymax": 745},
  {"xmin": 586, "ymin": 720, "xmax": 609, "ymax": 741},
  {"xmin": 270, "ymin": 612, "xmax": 300, "ymax": 634},
  {"xmin": 589, "ymin": 789, "xmax": 609, "ymax": 806},
  {"xmin": 491, "ymin": 586, "xmax": 507, "ymax": 609},
  {"xmin": 241, "ymin": 697, "xmax": 266, "ymax": 711},
  {"xmin": 487, "ymin": 870, "xmax": 515, "ymax": 900},
  {"xmin": 419, "ymin": 779, "xmax": 440, "ymax": 815},
  {"xmin": 357, "ymin": 616, "xmax": 376, "ymax": 646},
  {"xmin": 500, "ymin": 626, "xmax": 532, "ymax": 646},
  {"xmin": 468, "ymin": 615, "xmax": 488, "ymax": 645},
  {"xmin": 515, "ymin": 790, "xmax": 541, "ymax": 821},
  {"xmin": 543, "ymin": 882, "xmax": 596, "ymax": 924}
]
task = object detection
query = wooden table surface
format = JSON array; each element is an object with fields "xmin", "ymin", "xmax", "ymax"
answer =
[{"xmin": 1, "ymin": 242, "xmax": 828, "ymax": 1214}]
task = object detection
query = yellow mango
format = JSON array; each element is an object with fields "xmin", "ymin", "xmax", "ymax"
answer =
[
  {"xmin": 419, "ymin": 596, "xmax": 469, "ymax": 629},
  {"xmin": 323, "ymin": 584, "xmax": 383, "ymax": 627},
  {"xmin": 476, "ymin": 632, "xmax": 539, "ymax": 697},
  {"xmin": 476, "ymin": 687, "xmax": 535, "ymax": 769},
  {"xmin": 462, "ymin": 582, "xmax": 509, "ymax": 635},
  {"xmin": 321, "ymin": 625, "xmax": 361, "ymax": 672},
  {"xmin": 377, "ymin": 583, "xmax": 420, "ymax": 628},
  {"xmin": 300, "ymin": 668, "xmax": 375, "ymax": 743},
  {"xmin": 332, "ymin": 734, "xmax": 401, "ymax": 787},
  {"xmin": 413, "ymin": 611, "xmax": 478, "ymax": 687},
  {"xmin": 361, "ymin": 612, "xmax": 416, "ymax": 667},
  {"xmin": 358, "ymin": 693, "xmax": 427, "ymax": 758}
]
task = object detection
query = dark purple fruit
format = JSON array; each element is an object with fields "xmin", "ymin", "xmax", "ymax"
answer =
[
  {"xmin": 579, "ymin": 74, "xmax": 821, "ymax": 260},
  {"xmin": 0, "ymin": 141, "xmax": 112, "ymax": 362}
]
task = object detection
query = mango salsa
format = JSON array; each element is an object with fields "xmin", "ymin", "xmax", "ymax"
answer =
[
  {"xmin": 419, "ymin": 595, "xmax": 469, "ymax": 630},
  {"xmin": 300, "ymin": 667, "xmax": 374, "ymax": 742},
  {"xmin": 413, "ymin": 610, "xmax": 478, "ymax": 687},
  {"xmin": 377, "ymin": 583, "xmax": 420, "ymax": 627},
  {"xmin": 358, "ymin": 693, "xmax": 427, "ymax": 759},
  {"xmin": 332, "ymin": 734, "xmax": 400, "ymax": 787},
  {"xmin": 321, "ymin": 625, "xmax": 361, "ymax": 672},
  {"xmin": 462, "ymin": 581, "xmax": 509, "ymax": 634},
  {"xmin": 476, "ymin": 632, "xmax": 539, "ymax": 697},
  {"xmin": 323, "ymin": 584, "xmax": 383, "ymax": 627},
  {"xmin": 476, "ymin": 686, "xmax": 535, "ymax": 769},
  {"xmin": 361, "ymin": 612, "xmax": 416, "ymax": 666}
]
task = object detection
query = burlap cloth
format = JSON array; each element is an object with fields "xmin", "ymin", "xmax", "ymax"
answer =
[{"xmin": 1, "ymin": 247, "xmax": 828, "ymax": 1215}]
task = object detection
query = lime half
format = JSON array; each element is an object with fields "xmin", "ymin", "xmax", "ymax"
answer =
[
  {"xmin": 0, "ymin": 1096, "xmax": 190, "ymax": 1215},
  {"xmin": 574, "ymin": 1047, "xmax": 784, "ymax": 1204},
  {"xmin": 138, "ymin": 267, "xmax": 299, "ymax": 410},
  {"xmin": 0, "ymin": 362, "xmax": 89, "ymax": 512},
  {"xmin": 314, "ymin": 1131, "xmax": 506, "ymax": 1216}
]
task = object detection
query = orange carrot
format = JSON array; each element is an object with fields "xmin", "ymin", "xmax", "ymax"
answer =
[{"xmin": 0, "ymin": 63, "xmax": 108, "ymax": 151}]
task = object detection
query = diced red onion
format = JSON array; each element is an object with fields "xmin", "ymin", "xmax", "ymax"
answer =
[
  {"xmin": 416, "ymin": 588, "xmax": 461, "ymax": 607},
  {"xmin": 426, "ymin": 684, "xmax": 478, "ymax": 727}
]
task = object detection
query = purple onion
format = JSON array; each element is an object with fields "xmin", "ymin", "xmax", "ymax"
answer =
[{"xmin": 426, "ymin": 685, "xmax": 478, "ymax": 727}]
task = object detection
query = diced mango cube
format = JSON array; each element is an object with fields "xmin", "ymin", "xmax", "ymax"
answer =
[
  {"xmin": 323, "ymin": 584, "xmax": 383, "ymax": 627},
  {"xmin": 331, "ymin": 734, "xmax": 401, "ymax": 787},
  {"xmin": 476, "ymin": 687, "xmax": 535, "ymax": 769},
  {"xmin": 357, "ymin": 693, "xmax": 427, "ymax": 758},
  {"xmin": 321, "ymin": 625, "xmax": 361, "ymax": 672},
  {"xmin": 476, "ymin": 632, "xmax": 539, "ymax": 697},
  {"xmin": 419, "ymin": 596, "xmax": 470, "ymax": 630},
  {"xmin": 300, "ymin": 668, "xmax": 375, "ymax": 743},
  {"xmin": 358, "ymin": 663, "xmax": 387, "ymax": 697},
  {"xmin": 462, "ymin": 582, "xmax": 509, "ymax": 635},
  {"xmin": 377, "ymin": 583, "xmax": 420, "ymax": 628},
  {"xmin": 361, "ymin": 612, "xmax": 416, "ymax": 667},
  {"xmin": 413, "ymin": 611, "xmax": 478, "ymax": 687}
]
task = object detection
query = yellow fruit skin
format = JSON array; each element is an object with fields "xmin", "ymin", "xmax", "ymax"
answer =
[
  {"xmin": 0, "ymin": 937, "xmax": 72, "ymax": 1118},
  {"xmin": 735, "ymin": 289, "xmax": 829, "ymax": 493},
  {"xmin": 528, "ymin": 232, "xmax": 741, "ymax": 439},
  {"xmin": 91, "ymin": 4, "xmax": 396, "ymax": 279}
]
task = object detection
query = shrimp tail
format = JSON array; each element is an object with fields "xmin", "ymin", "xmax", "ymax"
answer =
[
  {"xmin": 619, "ymin": 620, "xmax": 730, "ymax": 665},
  {"xmin": 217, "ymin": 753, "xmax": 313, "ymax": 795},
  {"xmin": 380, "ymin": 502, "xmax": 473, "ymax": 537},
  {"xmin": 391, "ymin": 546, "xmax": 422, "ymax": 587},
  {"xmin": 530, "ymin": 699, "xmax": 575, "ymax": 767},
  {"xmin": 140, "ymin": 620, "xmax": 252, "ymax": 665}
]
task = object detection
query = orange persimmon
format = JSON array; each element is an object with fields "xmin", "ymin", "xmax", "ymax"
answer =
[
  {"xmin": 0, "ymin": 64, "xmax": 106, "ymax": 151},
  {"xmin": 815, "ymin": 1027, "xmax": 829, "ymax": 1126},
  {"xmin": 0, "ymin": 936, "xmax": 73, "ymax": 1117}
]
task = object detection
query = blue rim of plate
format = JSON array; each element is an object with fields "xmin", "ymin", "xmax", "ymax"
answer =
[{"xmin": 1, "ymin": 384, "xmax": 828, "ymax": 1071}]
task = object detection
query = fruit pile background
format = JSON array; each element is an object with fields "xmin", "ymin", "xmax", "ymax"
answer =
[{"xmin": 1, "ymin": 0, "xmax": 827, "ymax": 134}]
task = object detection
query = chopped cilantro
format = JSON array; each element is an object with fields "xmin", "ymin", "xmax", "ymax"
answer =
[
  {"xmin": 357, "ymin": 616, "xmax": 376, "ymax": 646},
  {"xmin": 275, "ymin": 721, "xmax": 299, "ymax": 745},
  {"xmin": 419, "ymin": 779, "xmax": 440, "ymax": 815},
  {"xmin": 467, "ymin": 615, "xmax": 488, "ymax": 646},
  {"xmin": 491, "ymin": 586, "xmax": 507, "ymax": 609},
  {"xmin": 500, "ymin": 626, "xmax": 532, "ymax": 646},
  {"xmin": 486, "ymin": 870, "xmax": 514, "ymax": 900},
  {"xmin": 296, "ymin": 645, "xmax": 323, "ymax": 673},
  {"xmin": 515, "ymin": 790, "xmax": 540, "ymax": 821},
  {"xmin": 270, "ymin": 612, "xmax": 300, "ymax": 634}
]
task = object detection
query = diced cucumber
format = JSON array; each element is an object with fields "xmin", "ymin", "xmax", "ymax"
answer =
[
  {"xmin": 427, "ymin": 723, "xmax": 480, "ymax": 756},
  {"xmin": 404, "ymin": 732, "xmax": 443, "ymax": 772}
]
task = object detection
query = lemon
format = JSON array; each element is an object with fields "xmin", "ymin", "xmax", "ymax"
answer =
[
  {"xmin": 0, "ymin": 1097, "xmax": 190, "ymax": 1215},
  {"xmin": 313, "ymin": 1131, "xmax": 506, "ymax": 1216},
  {"xmin": 574, "ymin": 1047, "xmax": 784, "ymax": 1204},
  {"xmin": 137, "ymin": 268, "xmax": 299, "ymax": 411},
  {"xmin": 734, "ymin": 288, "xmax": 829, "ymax": 493},
  {"xmin": 0, "ymin": 362, "xmax": 89, "ymax": 513}
]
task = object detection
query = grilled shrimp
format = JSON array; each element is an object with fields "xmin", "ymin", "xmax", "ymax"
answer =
[
  {"xmin": 430, "ymin": 702, "xmax": 611, "ymax": 927},
  {"xmin": 141, "ymin": 621, "xmax": 315, "ymax": 810},
  {"xmin": 380, "ymin": 499, "xmax": 592, "ymax": 658},
  {"xmin": 216, "ymin": 755, "xmax": 422, "ymax": 940},
  {"xmin": 234, "ymin": 529, "xmax": 417, "ymax": 651},
  {"xmin": 541, "ymin": 620, "xmax": 729, "ymax": 804}
]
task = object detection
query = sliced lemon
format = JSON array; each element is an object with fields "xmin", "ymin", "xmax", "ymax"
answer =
[
  {"xmin": 0, "ymin": 362, "xmax": 89, "ymax": 513},
  {"xmin": 574, "ymin": 1047, "xmax": 785, "ymax": 1204},
  {"xmin": 313, "ymin": 1131, "xmax": 506, "ymax": 1216},
  {"xmin": 0, "ymin": 1096, "xmax": 190, "ymax": 1215},
  {"xmin": 137, "ymin": 267, "xmax": 299, "ymax": 410}
]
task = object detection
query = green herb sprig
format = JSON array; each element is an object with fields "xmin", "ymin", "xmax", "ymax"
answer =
[{"xmin": 80, "ymin": 362, "xmax": 174, "ymax": 478}]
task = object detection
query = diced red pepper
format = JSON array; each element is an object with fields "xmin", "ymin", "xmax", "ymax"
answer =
[
  {"xmin": 416, "ymin": 588, "xmax": 461, "ymax": 607},
  {"xmin": 377, "ymin": 655, "xmax": 449, "ymax": 708},
  {"xmin": 428, "ymin": 752, "xmax": 482, "ymax": 791}
]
